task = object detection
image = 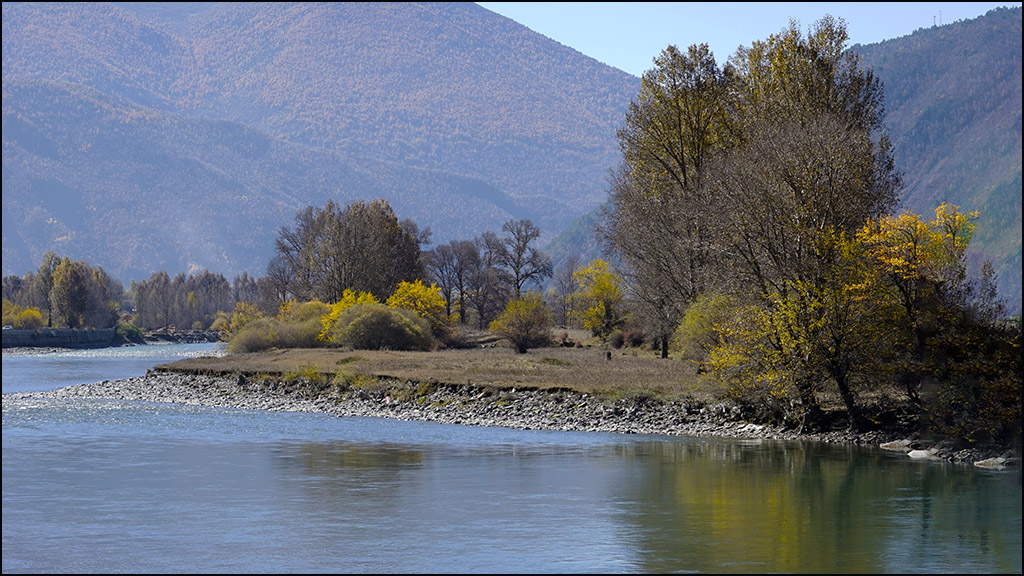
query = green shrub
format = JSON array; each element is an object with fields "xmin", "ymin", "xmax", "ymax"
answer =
[
  {"xmin": 227, "ymin": 317, "xmax": 279, "ymax": 353},
  {"xmin": 279, "ymin": 300, "xmax": 332, "ymax": 324},
  {"xmin": 274, "ymin": 315, "xmax": 325, "ymax": 349},
  {"xmin": 608, "ymin": 329, "xmax": 625, "ymax": 349},
  {"xmin": 326, "ymin": 303, "xmax": 433, "ymax": 351},
  {"xmin": 489, "ymin": 293, "xmax": 553, "ymax": 353},
  {"xmin": 220, "ymin": 302, "xmax": 263, "ymax": 342},
  {"xmin": 282, "ymin": 364, "xmax": 325, "ymax": 384},
  {"xmin": 116, "ymin": 322, "xmax": 145, "ymax": 344},
  {"xmin": 672, "ymin": 292, "xmax": 735, "ymax": 361},
  {"xmin": 226, "ymin": 300, "xmax": 335, "ymax": 352}
]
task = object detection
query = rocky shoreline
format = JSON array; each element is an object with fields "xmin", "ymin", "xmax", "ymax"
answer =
[{"xmin": 13, "ymin": 370, "xmax": 1018, "ymax": 470}]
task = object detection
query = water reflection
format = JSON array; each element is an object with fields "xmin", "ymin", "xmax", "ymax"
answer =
[
  {"xmin": 606, "ymin": 439, "xmax": 1021, "ymax": 574},
  {"xmin": 3, "ymin": 347, "xmax": 1021, "ymax": 573}
]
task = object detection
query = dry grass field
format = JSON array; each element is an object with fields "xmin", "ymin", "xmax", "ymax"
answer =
[{"xmin": 157, "ymin": 330, "xmax": 716, "ymax": 402}]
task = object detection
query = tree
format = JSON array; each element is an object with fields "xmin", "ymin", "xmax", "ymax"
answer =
[
  {"xmin": 465, "ymin": 232, "xmax": 510, "ymax": 329},
  {"xmin": 719, "ymin": 16, "xmax": 900, "ymax": 297},
  {"xmin": 133, "ymin": 271, "xmax": 172, "ymax": 329},
  {"xmin": 31, "ymin": 252, "xmax": 60, "ymax": 327},
  {"xmin": 605, "ymin": 17, "xmax": 904, "ymax": 428},
  {"xmin": 570, "ymin": 259, "xmax": 627, "ymax": 338},
  {"xmin": 711, "ymin": 17, "xmax": 901, "ymax": 426},
  {"xmin": 50, "ymin": 258, "xmax": 90, "ymax": 328},
  {"xmin": 232, "ymin": 273, "xmax": 261, "ymax": 304},
  {"xmin": 261, "ymin": 255, "xmax": 294, "ymax": 308},
  {"xmin": 426, "ymin": 243, "xmax": 458, "ymax": 319},
  {"xmin": 2, "ymin": 275, "xmax": 23, "ymax": 304},
  {"xmin": 856, "ymin": 204, "xmax": 980, "ymax": 404},
  {"xmin": 489, "ymin": 292, "xmax": 553, "ymax": 354},
  {"xmin": 493, "ymin": 219, "xmax": 553, "ymax": 297},
  {"xmin": 425, "ymin": 241, "xmax": 476, "ymax": 322},
  {"xmin": 273, "ymin": 201, "xmax": 339, "ymax": 302},
  {"xmin": 449, "ymin": 240, "xmax": 480, "ymax": 325},
  {"xmin": 550, "ymin": 254, "xmax": 580, "ymax": 328},
  {"xmin": 273, "ymin": 199, "xmax": 427, "ymax": 302},
  {"xmin": 602, "ymin": 44, "xmax": 736, "ymax": 352},
  {"xmin": 82, "ymin": 265, "xmax": 121, "ymax": 328}
]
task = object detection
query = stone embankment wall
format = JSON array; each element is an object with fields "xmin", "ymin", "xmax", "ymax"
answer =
[{"xmin": 2, "ymin": 328, "xmax": 121, "ymax": 349}]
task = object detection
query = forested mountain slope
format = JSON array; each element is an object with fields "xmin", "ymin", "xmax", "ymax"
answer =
[
  {"xmin": 3, "ymin": 2, "xmax": 637, "ymax": 280},
  {"xmin": 853, "ymin": 5, "xmax": 1022, "ymax": 312}
]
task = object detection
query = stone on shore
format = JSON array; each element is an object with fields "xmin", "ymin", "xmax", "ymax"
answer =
[{"xmin": 9, "ymin": 371, "xmax": 1013, "ymax": 467}]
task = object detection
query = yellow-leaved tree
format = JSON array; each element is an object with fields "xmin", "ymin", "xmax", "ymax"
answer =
[
  {"xmin": 858, "ymin": 204, "xmax": 1019, "ymax": 442},
  {"xmin": 708, "ymin": 231, "xmax": 899, "ymax": 429},
  {"xmin": 570, "ymin": 258, "xmax": 626, "ymax": 338},
  {"xmin": 856, "ymin": 203, "xmax": 978, "ymax": 404},
  {"xmin": 2, "ymin": 299, "xmax": 45, "ymax": 329}
]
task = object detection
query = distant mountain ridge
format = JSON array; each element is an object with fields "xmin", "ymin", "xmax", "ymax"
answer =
[
  {"xmin": 3, "ymin": 1, "xmax": 638, "ymax": 280},
  {"xmin": 3, "ymin": 3, "xmax": 1020, "ymax": 311},
  {"xmin": 852, "ymin": 5, "xmax": 1022, "ymax": 311}
]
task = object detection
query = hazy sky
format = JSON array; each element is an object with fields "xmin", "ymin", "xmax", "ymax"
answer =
[{"xmin": 477, "ymin": 2, "xmax": 1021, "ymax": 76}]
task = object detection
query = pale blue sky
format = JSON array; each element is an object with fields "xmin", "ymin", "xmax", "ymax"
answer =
[{"xmin": 477, "ymin": 2, "xmax": 1021, "ymax": 76}]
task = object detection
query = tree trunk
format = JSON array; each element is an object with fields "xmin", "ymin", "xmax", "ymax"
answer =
[
  {"xmin": 795, "ymin": 381, "xmax": 824, "ymax": 433},
  {"xmin": 833, "ymin": 370, "xmax": 863, "ymax": 432}
]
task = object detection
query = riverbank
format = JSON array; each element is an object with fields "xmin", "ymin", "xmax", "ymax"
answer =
[
  {"xmin": 1, "ymin": 327, "xmax": 121, "ymax": 349},
  {"xmin": 15, "ymin": 369, "xmax": 1018, "ymax": 469},
  {"xmin": 0, "ymin": 328, "xmax": 219, "ymax": 351}
]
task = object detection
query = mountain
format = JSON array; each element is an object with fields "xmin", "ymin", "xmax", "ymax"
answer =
[
  {"xmin": 852, "ymin": 5, "xmax": 1022, "ymax": 314},
  {"xmin": 3, "ymin": 3, "xmax": 1020, "ymax": 312},
  {"xmin": 2, "ymin": 2, "xmax": 637, "ymax": 280}
]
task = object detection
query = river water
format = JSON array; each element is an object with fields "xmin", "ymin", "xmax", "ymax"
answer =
[{"xmin": 2, "ymin": 344, "xmax": 1021, "ymax": 573}]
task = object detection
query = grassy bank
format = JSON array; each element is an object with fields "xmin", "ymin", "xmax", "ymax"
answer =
[
  {"xmin": 156, "ymin": 341, "xmax": 716, "ymax": 403},
  {"xmin": 143, "ymin": 333, "xmax": 1019, "ymax": 465}
]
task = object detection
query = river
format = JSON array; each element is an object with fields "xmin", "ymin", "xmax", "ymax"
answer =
[{"xmin": 2, "ymin": 343, "xmax": 1021, "ymax": 573}]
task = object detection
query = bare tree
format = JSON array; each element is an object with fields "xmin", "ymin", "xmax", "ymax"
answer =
[
  {"xmin": 550, "ymin": 254, "xmax": 580, "ymax": 328},
  {"xmin": 426, "ymin": 243, "xmax": 458, "ymax": 319},
  {"xmin": 493, "ymin": 219, "xmax": 553, "ymax": 297},
  {"xmin": 272, "ymin": 199, "xmax": 427, "ymax": 302},
  {"xmin": 464, "ymin": 232, "xmax": 510, "ymax": 329}
]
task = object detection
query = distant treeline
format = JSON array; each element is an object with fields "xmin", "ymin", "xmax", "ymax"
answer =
[
  {"xmin": 1, "ymin": 198, "xmax": 562, "ymax": 339},
  {"xmin": 2, "ymin": 253, "xmax": 261, "ymax": 332}
]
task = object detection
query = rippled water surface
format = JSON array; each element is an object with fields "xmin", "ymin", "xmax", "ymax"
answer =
[{"xmin": 3, "ymin": 344, "xmax": 1021, "ymax": 573}]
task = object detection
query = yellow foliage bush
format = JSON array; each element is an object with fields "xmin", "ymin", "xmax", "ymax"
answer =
[
  {"xmin": 489, "ymin": 292, "xmax": 552, "ymax": 353},
  {"xmin": 569, "ymin": 258, "xmax": 625, "ymax": 338},
  {"xmin": 318, "ymin": 290, "xmax": 379, "ymax": 342},
  {"xmin": 218, "ymin": 301, "xmax": 263, "ymax": 342},
  {"xmin": 386, "ymin": 280, "xmax": 449, "ymax": 338},
  {"xmin": 2, "ymin": 299, "xmax": 45, "ymax": 329}
]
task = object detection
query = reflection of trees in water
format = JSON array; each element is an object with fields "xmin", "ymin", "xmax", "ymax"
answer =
[
  {"xmin": 270, "ymin": 442, "xmax": 426, "ymax": 515},
  {"xmin": 614, "ymin": 439, "xmax": 1020, "ymax": 573}
]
